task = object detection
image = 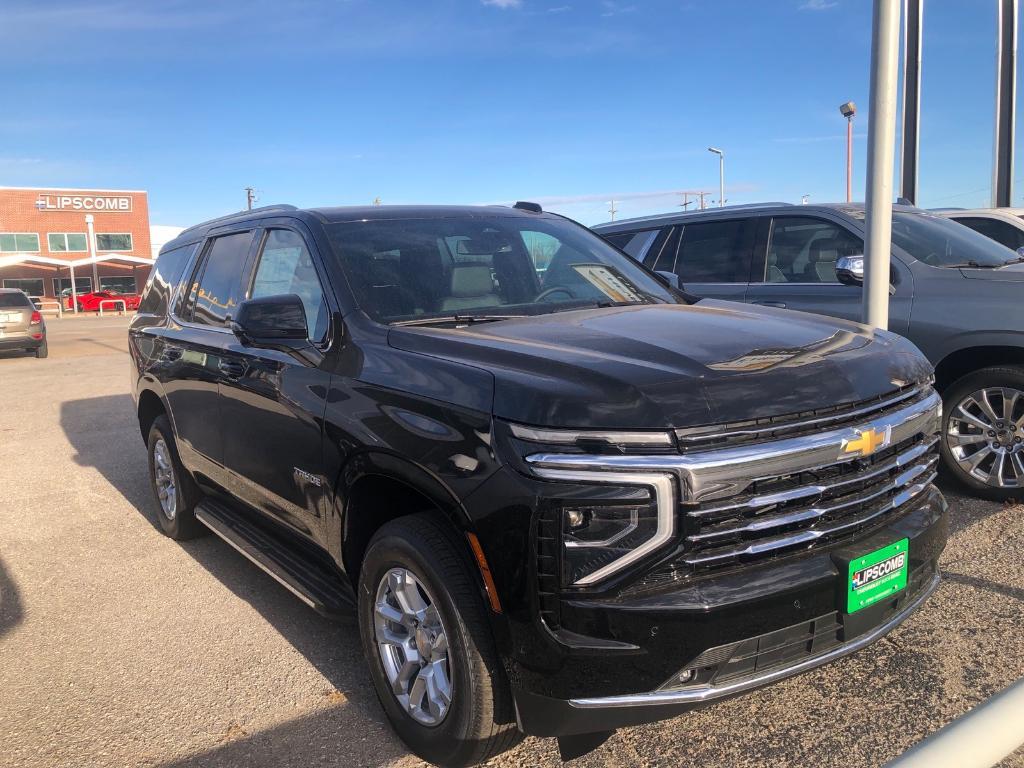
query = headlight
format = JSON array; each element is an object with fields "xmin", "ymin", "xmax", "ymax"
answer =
[{"xmin": 559, "ymin": 499, "xmax": 662, "ymax": 585}]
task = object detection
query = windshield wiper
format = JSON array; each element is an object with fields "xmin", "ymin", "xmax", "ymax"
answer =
[
  {"xmin": 391, "ymin": 314, "xmax": 528, "ymax": 327},
  {"xmin": 944, "ymin": 261, "xmax": 1002, "ymax": 269}
]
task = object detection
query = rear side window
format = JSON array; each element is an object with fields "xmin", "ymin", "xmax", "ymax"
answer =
[
  {"xmin": 676, "ymin": 219, "xmax": 754, "ymax": 283},
  {"xmin": 0, "ymin": 292, "xmax": 32, "ymax": 308},
  {"xmin": 953, "ymin": 217, "xmax": 1024, "ymax": 250},
  {"xmin": 186, "ymin": 232, "xmax": 252, "ymax": 326},
  {"xmin": 250, "ymin": 229, "xmax": 330, "ymax": 343},
  {"xmin": 765, "ymin": 217, "xmax": 862, "ymax": 283},
  {"xmin": 138, "ymin": 243, "xmax": 196, "ymax": 316}
]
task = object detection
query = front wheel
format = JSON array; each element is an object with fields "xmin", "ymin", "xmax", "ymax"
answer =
[
  {"xmin": 940, "ymin": 366, "xmax": 1024, "ymax": 501},
  {"xmin": 358, "ymin": 515, "xmax": 520, "ymax": 767}
]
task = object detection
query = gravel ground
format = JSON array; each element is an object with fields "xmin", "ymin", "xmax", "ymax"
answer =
[{"xmin": 0, "ymin": 316, "xmax": 1022, "ymax": 768}]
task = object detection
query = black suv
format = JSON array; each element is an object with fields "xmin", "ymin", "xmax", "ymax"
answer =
[
  {"xmin": 130, "ymin": 203, "xmax": 947, "ymax": 766},
  {"xmin": 595, "ymin": 203, "xmax": 1024, "ymax": 501}
]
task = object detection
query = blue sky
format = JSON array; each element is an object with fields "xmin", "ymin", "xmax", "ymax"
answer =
[{"xmin": 0, "ymin": 0, "xmax": 1012, "ymax": 226}]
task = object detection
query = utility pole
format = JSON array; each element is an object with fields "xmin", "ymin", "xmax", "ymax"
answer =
[
  {"xmin": 801, "ymin": 194, "xmax": 810, "ymax": 205},
  {"xmin": 697, "ymin": 192, "xmax": 708, "ymax": 210},
  {"xmin": 607, "ymin": 200, "xmax": 618, "ymax": 221},
  {"xmin": 679, "ymin": 192, "xmax": 692, "ymax": 211},
  {"xmin": 245, "ymin": 187, "xmax": 257, "ymax": 211},
  {"xmin": 863, "ymin": 0, "xmax": 900, "ymax": 330},
  {"xmin": 373, "ymin": 196, "xmax": 382, "ymax": 206}
]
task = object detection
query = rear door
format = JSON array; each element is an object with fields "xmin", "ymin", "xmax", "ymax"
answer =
[
  {"xmin": 161, "ymin": 230, "xmax": 255, "ymax": 482},
  {"xmin": 218, "ymin": 225, "xmax": 335, "ymax": 540}
]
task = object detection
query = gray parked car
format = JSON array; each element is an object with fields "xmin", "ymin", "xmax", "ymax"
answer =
[
  {"xmin": 594, "ymin": 203, "xmax": 1024, "ymax": 500},
  {"xmin": 0, "ymin": 289, "xmax": 47, "ymax": 358},
  {"xmin": 934, "ymin": 207, "xmax": 1024, "ymax": 253}
]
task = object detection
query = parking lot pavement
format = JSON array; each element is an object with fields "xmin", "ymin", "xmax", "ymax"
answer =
[{"xmin": 0, "ymin": 315, "xmax": 1022, "ymax": 768}]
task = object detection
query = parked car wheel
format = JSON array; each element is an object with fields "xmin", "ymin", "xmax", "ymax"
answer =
[
  {"xmin": 146, "ymin": 414, "xmax": 205, "ymax": 539},
  {"xmin": 940, "ymin": 366, "xmax": 1024, "ymax": 501},
  {"xmin": 358, "ymin": 514, "xmax": 520, "ymax": 767},
  {"xmin": 34, "ymin": 341, "xmax": 48, "ymax": 359}
]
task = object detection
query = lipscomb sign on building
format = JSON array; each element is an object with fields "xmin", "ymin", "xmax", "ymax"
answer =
[{"xmin": 34, "ymin": 193, "xmax": 133, "ymax": 213}]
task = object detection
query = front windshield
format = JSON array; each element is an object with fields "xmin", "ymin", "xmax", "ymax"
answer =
[
  {"xmin": 325, "ymin": 213, "xmax": 678, "ymax": 324},
  {"xmin": 889, "ymin": 212, "xmax": 1015, "ymax": 267}
]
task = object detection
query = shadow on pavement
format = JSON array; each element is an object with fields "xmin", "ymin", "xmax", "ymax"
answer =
[
  {"xmin": 59, "ymin": 394, "xmax": 410, "ymax": 768},
  {"xmin": 0, "ymin": 557, "xmax": 24, "ymax": 640},
  {"xmin": 941, "ymin": 570, "xmax": 1024, "ymax": 603}
]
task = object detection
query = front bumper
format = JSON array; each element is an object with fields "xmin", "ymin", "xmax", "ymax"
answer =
[{"xmin": 509, "ymin": 488, "xmax": 948, "ymax": 737}]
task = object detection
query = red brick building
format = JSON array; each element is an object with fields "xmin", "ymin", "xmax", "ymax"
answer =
[{"xmin": 0, "ymin": 186, "xmax": 153, "ymax": 300}]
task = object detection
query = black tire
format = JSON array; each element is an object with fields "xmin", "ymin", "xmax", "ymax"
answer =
[
  {"xmin": 940, "ymin": 365, "xmax": 1024, "ymax": 502},
  {"xmin": 358, "ymin": 514, "xmax": 521, "ymax": 767},
  {"xmin": 146, "ymin": 414, "xmax": 206, "ymax": 539},
  {"xmin": 34, "ymin": 341, "xmax": 48, "ymax": 359}
]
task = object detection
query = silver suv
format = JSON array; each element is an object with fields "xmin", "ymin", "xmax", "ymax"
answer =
[{"xmin": 0, "ymin": 289, "xmax": 48, "ymax": 359}]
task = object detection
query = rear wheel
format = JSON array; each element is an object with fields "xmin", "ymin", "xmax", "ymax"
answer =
[
  {"xmin": 940, "ymin": 366, "xmax": 1024, "ymax": 501},
  {"xmin": 34, "ymin": 341, "xmax": 48, "ymax": 359},
  {"xmin": 358, "ymin": 515, "xmax": 520, "ymax": 767},
  {"xmin": 147, "ymin": 414, "xmax": 205, "ymax": 539}
]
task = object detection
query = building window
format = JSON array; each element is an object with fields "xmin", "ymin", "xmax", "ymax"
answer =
[
  {"xmin": 53, "ymin": 277, "xmax": 93, "ymax": 296},
  {"xmin": 0, "ymin": 233, "xmax": 40, "ymax": 253},
  {"xmin": 48, "ymin": 233, "xmax": 89, "ymax": 252},
  {"xmin": 2, "ymin": 278, "xmax": 45, "ymax": 296},
  {"xmin": 98, "ymin": 276, "xmax": 138, "ymax": 293},
  {"xmin": 95, "ymin": 233, "xmax": 133, "ymax": 251}
]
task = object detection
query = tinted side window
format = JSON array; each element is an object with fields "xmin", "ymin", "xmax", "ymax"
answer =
[
  {"xmin": 250, "ymin": 229, "xmax": 330, "ymax": 343},
  {"xmin": 648, "ymin": 227, "xmax": 679, "ymax": 272},
  {"xmin": 188, "ymin": 232, "xmax": 252, "ymax": 325},
  {"xmin": 676, "ymin": 219, "xmax": 753, "ymax": 283},
  {"xmin": 954, "ymin": 217, "xmax": 1024, "ymax": 250},
  {"xmin": 766, "ymin": 217, "xmax": 862, "ymax": 283},
  {"xmin": 603, "ymin": 230, "xmax": 660, "ymax": 261},
  {"xmin": 138, "ymin": 243, "xmax": 196, "ymax": 316}
]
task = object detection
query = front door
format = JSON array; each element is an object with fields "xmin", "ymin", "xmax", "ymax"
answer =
[
  {"xmin": 745, "ymin": 215, "xmax": 912, "ymax": 336},
  {"xmin": 218, "ymin": 226, "xmax": 334, "ymax": 541}
]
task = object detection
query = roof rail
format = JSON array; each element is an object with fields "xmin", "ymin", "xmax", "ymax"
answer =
[
  {"xmin": 177, "ymin": 204, "xmax": 298, "ymax": 238},
  {"xmin": 595, "ymin": 201, "xmax": 794, "ymax": 229}
]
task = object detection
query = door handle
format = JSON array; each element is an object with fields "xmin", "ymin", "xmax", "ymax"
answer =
[
  {"xmin": 217, "ymin": 359, "xmax": 247, "ymax": 379},
  {"xmin": 754, "ymin": 301, "xmax": 787, "ymax": 308}
]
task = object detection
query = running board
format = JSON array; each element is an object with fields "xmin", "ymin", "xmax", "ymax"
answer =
[{"xmin": 195, "ymin": 499, "xmax": 356, "ymax": 619}]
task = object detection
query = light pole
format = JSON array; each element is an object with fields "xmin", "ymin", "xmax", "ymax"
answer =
[
  {"xmin": 607, "ymin": 200, "xmax": 618, "ymax": 221},
  {"xmin": 840, "ymin": 101, "xmax": 857, "ymax": 203},
  {"xmin": 708, "ymin": 147, "xmax": 725, "ymax": 207}
]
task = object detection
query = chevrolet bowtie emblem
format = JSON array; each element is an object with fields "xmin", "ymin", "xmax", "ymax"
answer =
[{"xmin": 842, "ymin": 426, "xmax": 892, "ymax": 458}]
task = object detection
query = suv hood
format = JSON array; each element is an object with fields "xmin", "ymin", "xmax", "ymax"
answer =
[{"xmin": 388, "ymin": 301, "xmax": 932, "ymax": 430}]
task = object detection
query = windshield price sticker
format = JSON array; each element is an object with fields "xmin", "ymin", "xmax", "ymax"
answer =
[{"xmin": 846, "ymin": 538, "xmax": 908, "ymax": 613}]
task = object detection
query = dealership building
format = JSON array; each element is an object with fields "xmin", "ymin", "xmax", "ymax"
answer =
[{"xmin": 0, "ymin": 186, "xmax": 154, "ymax": 301}]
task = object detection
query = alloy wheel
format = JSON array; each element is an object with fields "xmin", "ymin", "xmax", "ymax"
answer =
[
  {"xmin": 153, "ymin": 438, "xmax": 178, "ymax": 519},
  {"xmin": 946, "ymin": 386, "xmax": 1024, "ymax": 488},
  {"xmin": 373, "ymin": 567, "xmax": 453, "ymax": 727}
]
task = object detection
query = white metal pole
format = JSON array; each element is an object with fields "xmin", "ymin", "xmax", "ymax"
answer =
[
  {"xmin": 863, "ymin": 0, "xmax": 901, "ymax": 330},
  {"xmin": 85, "ymin": 214, "xmax": 99, "ymax": 290},
  {"xmin": 69, "ymin": 263, "xmax": 78, "ymax": 314},
  {"xmin": 883, "ymin": 677, "xmax": 1024, "ymax": 768}
]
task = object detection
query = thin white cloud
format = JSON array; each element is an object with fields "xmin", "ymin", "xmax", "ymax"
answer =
[
  {"xmin": 799, "ymin": 0, "xmax": 838, "ymax": 10},
  {"xmin": 547, "ymin": 5, "xmax": 571, "ymax": 12},
  {"xmin": 774, "ymin": 133, "xmax": 866, "ymax": 143},
  {"xmin": 601, "ymin": 1, "xmax": 636, "ymax": 17},
  {"xmin": 481, "ymin": 0, "xmax": 522, "ymax": 8}
]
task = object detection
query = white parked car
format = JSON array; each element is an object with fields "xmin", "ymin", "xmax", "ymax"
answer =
[{"xmin": 934, "ymin": 207, "xmax": 1024, "ymax": 253}]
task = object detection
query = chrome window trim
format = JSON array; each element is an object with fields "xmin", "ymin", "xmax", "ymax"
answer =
[
  {"xmin": 527, "ymin": 390, "xmax": 941, "ymax": 504},
  {"xmin": 527, "ymin": 469, "xmax": 675, "ymax": 587},
  {"xmin": 568, "ymin": 573, "xmax": 939, "ymax": 710}
]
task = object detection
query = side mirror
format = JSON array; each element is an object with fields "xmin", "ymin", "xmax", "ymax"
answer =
[
  {"xmin": 655, "ymin": 270, "xmax": 681, "ymax": 290},
  {"xmin": 231, "ymin": 294, "xmax": 308, "ymax": 349},
  {"xmin": 836, "ymin": 255, "xmax": 865, "ymax": 286}
]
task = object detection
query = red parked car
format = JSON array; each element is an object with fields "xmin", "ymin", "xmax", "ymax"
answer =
[{"xmin": 64, "ymin": 290, "xmax": 141, "ymax": 312}]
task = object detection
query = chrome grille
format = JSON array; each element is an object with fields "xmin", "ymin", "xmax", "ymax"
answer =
[{"xmin": 683, "ymin": 436, "xmax": 938, "ymax": 569}]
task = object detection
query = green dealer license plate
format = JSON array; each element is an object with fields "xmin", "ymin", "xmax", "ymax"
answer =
[{"xmin": 846, "ymin": 539, "xmax": 908, "ymax": 613}]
